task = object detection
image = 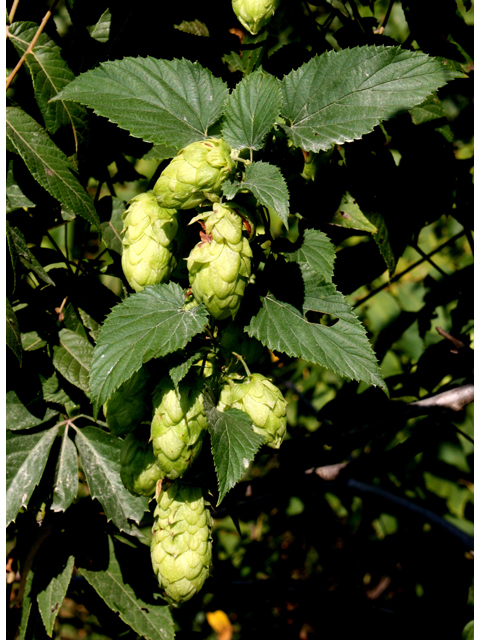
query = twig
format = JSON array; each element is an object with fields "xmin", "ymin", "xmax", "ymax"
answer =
[
  {"xmin": 408, "ymin": 384, "xmax": 474, "ymax": 413},
  {"xmin": 353, "ymin": 230, "xmax": 465, "ymax": 309},
  {"xmin": 374, "ymin": 0, "xmax": 394, "ymax": 35},
  {"xmin": 6, "ymin": 0, "xmax": 60, "ymax": 90},
  {"xmin": 8, "ymin": 0, "xmax": 20, "ymax": 25},
  {"xmin": 436, "ymin": 326, "xmax": 466, "ymax": 352},
  {"xmin": 348, "ymin": 0, "xmax": 365, "ymax": 32},
  {"xmin": 305, "ymin": 461, "xmax": 349, "ymax": 481},
  {"xmin": 45, "ymin": 230, "xmax": 75, "ymax": 276},
  {"xmin": 413, "ymin": 243, "xmax": 448, "ymax": 278},
  {"xmin": 455, "ymin": 427, "xmax": 474, "ymax": 445}
]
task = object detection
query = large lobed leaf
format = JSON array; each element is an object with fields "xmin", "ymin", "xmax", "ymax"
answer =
[
  {"xmin": 283, "ymin": 228, "xmax": 336, "ymax": 283},
  {"xmin": 281, "ymin": 46, "xmax": 466, "ymax": 152},
  {"xmin": 222, "ymin": 70, "xmax": 282, "ymax": 151},
  {"xmin": 73, "ymin": 426, "xmax": 148, "ymax": 532},
  {"xmin": 6, "ymin": 425, "xmax": 59, "ymax": 526},
  {"xmin": 79, "ymin": 537, "xmax": 174, "ymax": 640},
  {"xmin": 89, "ymin": 283, "xmax": 209, "ymax": 415},
  {"xmin": 53, "ymin": 57, "xmax": 228, "ymax": 149},
  {"xmin": 204, "ymin": 386, "xmax": 265, "ymax": 506},
  {"xmin": 6, "ymin": 107, "xmax": 101, "ymax": 230}
]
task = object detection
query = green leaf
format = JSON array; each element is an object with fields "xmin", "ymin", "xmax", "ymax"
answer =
[
  {"xmin": 462, "ymin": 620, "xmax": 474, "ymax": 640},
  {"xmin": 6, "ymin": 158, "xmax": 36, "ymax": 212},
  {"xmin": 21, "ymin": 331, "xmax": 47, "ymax": 351},
  {"xmin": 87, "ymin": 9, "xmax": 111, "ymax": 43},
  {"xmin": 89, "ymin": 282, "xmax": 209, "ymax": 416},
  {"xmin": 73, "ymin": 426, "xmax": 148, "ymax": 533},
  {"xmin": 222, "ymin": 161, "xmax": 289, "ymax": 228},
  {"xmin": 8, "ymin": 22, "xmax": 88, "ymax": 144},
  {"xmin": 17, "ymin": 571, "xmax": 34, "ymax": 640},
  {"xmin": 6, "ymin": 107, "xmax": 101, "ymax": 231},
  {"xmin": 169, "ymin": 351, "xmax": 203, "ymax": 389},
  {"xmin": 409, "ymin": 93, "xmax": 446, "ymax": 125},
  {"xmin": 51, "ymin": 428, "xmax": 78, "ymax": 512},
  {"xmin": 142, "ymin": 143, "xmax": 178, "ymax": 161},
  {"xmin": 204, "ymin": 386, "xmax": 265, "ymax": 505},
  {"xmin": 7, "ymin": 297, "xmax": 22, "ymax": 364},
  {"xmin": 281, "ymin": 46, "xmax": 465, "ymax": 152},
  {"xmin": 330, "ymin": 193, "xmax": 378, "ymax": 233},
  {"xmin": 37, "ymin": 555, "xmax": 74, "ymax": 636},
  {"xmin": 283, "ymin": 228, "xmax": 336, "ymax": 283},
  {"xmin": 53, "ymin": 58, "xmax": 229, "ymax": 149},
  {"xmin": 98, "ymin": 196, "xmax": 125, "ymax": 255},
  {"xmin": 41, "ymin": 372, "xmax": 72, "ymax": 407},
  {"xmin": 79, "ymin": 537, "xmax": 174, "ymax": 640},
  {"xmin": 63, "ymin": 303, "xmax": 87, "ymax": 338},
  {"xmin": 364, "ymin": 210, "xmax": 396, "ymax": 275},
  {"xmin": 174, "ymin": 19, "xmax": 209, "ymax": 37},
  {"xmin": 79, "ymin": 309, "xmax": 101, "ymax": 342},
  {"xmin": 222, "ymin": 70, "xmax": 282, "ymax": 151},
  {"xmin": 6, "ymin": 389, "xmax": 58, "ymax": 431},
  {"xmin": 7, "ymin": 222, "xmax": 56, "ymax": 286},
  {"xmin": 53, "ymin": 329, "xmax": 93, "ymax": 395},
  {"xmin": 6, "ymin": 425, "xmax": 59, "ymax": 526},
  {"xmin": 246, "ymin": 272, "xmax": 387, "ymax": 393}
]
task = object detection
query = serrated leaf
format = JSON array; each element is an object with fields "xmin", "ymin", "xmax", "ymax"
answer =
[
  {"xmin": 41, "ymin": 372, "xmax": 72, "ymax": 407},
  {"xmin": 6, "ymin": 107, "xmax": 101, "ymax": 231},
  {"xmin": 240, "ymin": 31, "xmax": 269, "ymax": 75},
  {"xmin": 37, "ymin": 555, "xmax": 74, "ymax": 636},
  {"xmin": 7, "ymin": 222, "xmax": 56, "ymax": 286},
  {"xmin": 53, "ymin": 329, "xmax": 93, "ymax": 395},
  {"xmin": 8, "ymin": 22, "xmax": 88, "ymax": 145},
  {"xmin": 281, "ymin": 46, "xmax": 465, "ymax": 152},
  {"xmin": 73, "ymin": 426, "xmax": 149, "ymax": 532},
  {"xmin": 51, "ymin": 428, "xmax": 78, "ymax": 512},
  {"xmin": 330, "ymin": 192, "xmax": 378, "ymax": 232},
  {"xmin": 364, "ymin": 210, "xmax": 396, "ymax": 275},
  {"xmin": 89, "ymin": 282, "xmax": 209, "ymax": 416},
  {"xmin": 283, "ymin": 228, "xmax": 336, "ymax": 283},
  {"xmin": 222, "ymin": 70, "xmax": 282, "ymax": 151},
  {"xmin": 7, "ymin": 297, "xmax": 22, "ymax": 364},
  {"xmin": 169, "ymin": 351, "xmax": 203, "ymax": 389},
  {"xmin": 98, "ymin": 196, "xmax": 125, "ymax": 255},
  {"xmin": 79, "ymin": 309, "xmax": 101, "ymax": 342},
  {"xmin": 222, "ymin": 161, "xmax": 289, "ymax": 228},
  {"xmin": 246, "ymin": 279, "xmax": 387, "ymax": 392},
  {"xmin": 17, "ymin": 570, "xmax": 34, "ymax": 640},
  {"xmin": 174, "ymin": 19, "xmax": 209, "ymax": 37},
  {"xmin": 142, "ymin": 143, "xmax": 178, "ymax": 161},
  {"xmin": 6, "ymin": 389, "xmax": 58, "ymax": 431},
  {"xmin": 6, "ymin": 425, "xmax": 59, "ymax": 526},
  {"xmin": 87, "ymin": 9, "xmax": 111, "ymax": 42},
  {"xmin": 79, "ymin": 537, "xmax": 174, "ymax": 640},
  {"xmin": 53, "ymin": 58, "xmax": 229, "ymax": 149},
  {"xmin": 223, "ymin": 51, "xmax": 245, "ymax": 74},
  {"xmin": 409, "ymin": 93, "xmax": 446, "ymax": 125},
  {"xmin": 6, "ymin": 158, "xmax": 36, "ymax": 212},
  {"xmin": 204, "ymin": 386, "xmax": 265, "ymax": 505}
]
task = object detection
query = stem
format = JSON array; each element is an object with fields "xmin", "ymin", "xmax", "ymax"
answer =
[
  {"xmin": 13, "ymin": 521, "xmax": 54, "ymax": 609},
  {"xmin": 45, "ymin": 230, "xmax": 74, "ymax": 276},
  {"xmin": 379, "ymin": 0, "xmax": 395, "ymax": 32},
  {"xmin": 413, "ymin": 243, "xmax": 448, "ymax": 278},
  {"xmin": 6, "ymin": 0, "xmax": 60, "ymax": 90},
  {"xmin": 233, "ymin": 352, "xmax": 251, "ymax": 377},
  {"xmin": 348, "ymin": 0, "xmax": 365, "ymax": 32},
  {"xmin": 353, "ymin": 230, "xmax": 465, "ymax": 309},
  {"xmin": 455, "ymin": 427, "xmax": 474, "ymax": 445},
  {"xmin": 8, "ymin": 0, "xmax": 20, "ymax": 24}
]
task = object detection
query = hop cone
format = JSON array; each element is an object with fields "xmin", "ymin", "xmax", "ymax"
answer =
[
  {"xmin": 151, "ymin": 481, "xmax": 212, "ymax": 605},
  {"xmin": 103, "ymin": 368, "xmax": 150, "ymax": 437},
  {"xmin": 121, "ymin": 191, "xmax": 178, "ymax": 292},
  {"xmin": 219, "ymin": 373, "xmax": 287, "ymax": 449},
  {"xmin": 153, "ymin": 139, "xmax": 236, "ymax": 210},
  {"xmin": 187, "ymin": 203, "xmax": 253, "ymax": 320},
  {"xmin": 151, "ymin": 376, "xmax": 207, "ymax": 479},
  {"xmin": 120, "ymin": 429, "xmax": 163, "ymax": 497},
  {"xmin": 232, "ymin": 0, "xmax": 281, "ymax": 35}
]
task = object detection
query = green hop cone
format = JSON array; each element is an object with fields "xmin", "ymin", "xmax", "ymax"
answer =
[
  {"xmin": 151, "ymin": 481, "xmax": 212, "ymax": 605},
  {"xmin": 151, "ymin": 376, "xmax": 208, "ymax": 479},
  {"xmin": 187, "ymin": 203, "xmax": 253, "ymax": 320},
  {"xmin": 103, "ymin": 368, "xmax": 150, "ymax": 437},
  {"xmin": 232, "ymin": 0, "xmax": 281, "ymax": 35},
  {"xmin": 219, "ymin": 373, "xmax": 287, "ymax": 449},
  {"xmin": 120, "ymin": 430, "xmax": 163, "ymax": 497},
  {"xmin": 121, "ymin": 191, "xmax": 178, "ymax": 292},
  {"xmin": 153, "ymin": 139, "xmax": 236, "ymax": 210}
]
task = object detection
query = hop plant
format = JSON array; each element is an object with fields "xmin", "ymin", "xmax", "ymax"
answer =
[
  {"xmin": 120, "ymin": 430, "xmax": 163, "ymax": 497},
  {"xmin": 219, "ymin": 373, "xmax": 287, "ymax": 449},
  {"xmin": 151, "ymin": 376, "xmax": 208, "ymax": 479},
  {"xmin": 187, "ymin": 203, "xmax": 253, "ymax": 320},
  {"xmin": 153, "ymin": 139, "xmax": 236, "ymax": 210},
  {"xmin": 121, "ymin": 191, "xmax": 178, "ymax": 292},
  {"xmin": 103, "ymin": 368, "xmax": 150, "ymax": 437},
  {"xmin": 151, "ymin": 481, "xmax": 212, "ymax": 605},
  {"xmin": 219, "ymin": 322, "xmax": 264, "ymax": 364},
  {"xmin": 232, "ymin": 0, "xmax": 281, "ymax": 35}
]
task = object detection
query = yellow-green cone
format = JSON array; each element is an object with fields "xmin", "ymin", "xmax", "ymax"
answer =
[
  {"xmin": 151, "ymin": 481, "xmax": 212, "ymax": 605},
  {"xmin": 232, "ymin": 0, "xmax": 281, "ymax": 35},
  {"xmin": 103, "ymin": 368, "xmax": 150, "ymax": 437},
  {"xmin": 121, "ymin": 191, "xmax": 178, "ymax": 292},
  {"xmin": 120, "ymin": 431, "xmax": 163, "ymax": 497}
]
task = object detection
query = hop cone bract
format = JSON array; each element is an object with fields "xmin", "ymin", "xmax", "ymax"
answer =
[
  {"xmin": 153, "ymin": 139, "xmax": 236, "ymax": 210},
  {"xmin": 187, "ymin": 203, "xmax": 253, "ymax": 320},
  {"xmin": 151, "ymin": 481, "xmax": 212, "ymax": 605},
  {"xmin": 151, "ymin": 376, "xmax": 207, "ymax": 479},
  {"xmin": 232, "ymin": 0, "xmax": 281, "ymax": 35},
  {"xmin": 219, "ymin": 373, "xmax": 287, "ymax": 448},
  {"xmin": 103, "ymin": 368, "xmax": 150, "ymax": 437},
  {"xmin": 121, "ymin": 191, "xmax": 178, "ymax": 292},
  {"xmin": 120, "ymin": 431, "xmax": 163, "ymax": 497}
]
